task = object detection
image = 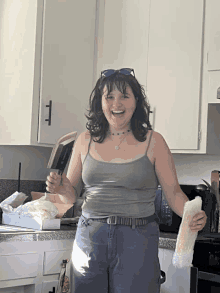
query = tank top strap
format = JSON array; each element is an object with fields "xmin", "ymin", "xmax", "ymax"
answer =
[
  {"xmin": 145, "ymin": 130, "xmax": 154, "ymax": 156},
  {"xmin": 82, "ymin": 135, "xmax": 93, "ymax": 167}
]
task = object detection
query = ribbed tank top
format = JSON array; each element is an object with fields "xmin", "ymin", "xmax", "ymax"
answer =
[{"xmin": 81, "ymin": 130, "xmax": 159, "ymax": 218}]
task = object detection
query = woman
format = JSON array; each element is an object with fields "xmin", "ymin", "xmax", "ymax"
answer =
[{"xmin": 46, "ymin": 68, "xmax": 207, "ymax": 293}]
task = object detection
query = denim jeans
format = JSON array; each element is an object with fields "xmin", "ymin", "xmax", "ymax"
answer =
[{"xmin": 70, "ymin": 215, "xmax": 161, "ymax": 293}]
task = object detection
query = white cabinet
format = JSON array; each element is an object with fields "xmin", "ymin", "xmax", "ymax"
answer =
[
  {"xmin": 207, "ymin": 0, "xmax": 220, "ymax": 71},
  {"xmin": 0, "ymin": 238, "xmax": 74, "ymax": 293},
  {"xmin": 43, "ymin": 250, "xmax": 72, "ymax": 275},
  {"xmin": 0, "ymin": 0, "xmax": 97, "ymax": 146},
  {"xmin": 0, "ymin": 253, "xmax": 39, "ymax": 281},
  {"xmin": 96, "ymin": 0, "xmax": 151, "ymax": 90},
  {"xmin": 206, "ymin": 0, "xmax": 220, "ymax": 104},
  {"xmin": 147, "ymin": 0, "xmax": 203, "ymax": 151},
  {"xmin": 159, "ymin": 248, "xmax": 191, "ymax": 293},
  {"xmin": 96, "ymin": 0, "xmax": 220, "ymax": 154},
  {"xmin": 41, "ymin": 281, "xmax": 58, "ymax": 293}
]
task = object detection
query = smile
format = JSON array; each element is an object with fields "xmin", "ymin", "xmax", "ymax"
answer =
[{"xmin": 112, "ymin": 111, "xmax": 125, "ymax": 115}]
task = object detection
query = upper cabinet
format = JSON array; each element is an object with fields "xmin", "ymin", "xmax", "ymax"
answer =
[
  {"xmin": 96, "ymin": 0, "xmax": 151, "ymax": 89},
  {"xmin": 207, "ymin": 0, "xmax": 220, "ymax": 71},
  {"xmin": 147, "ymin": 0, "xmax": 203, "ymax": 151},
  {"xmin": 0, "ymin": 0, "xmax": 97, "ymax": 146},
  {"xmin": 96, "ymin": 0, "xmax": 220, "ymax": 154},
  {"xmin": 206, "ymin": 0, "xmax": 220, "ymax": 104}
]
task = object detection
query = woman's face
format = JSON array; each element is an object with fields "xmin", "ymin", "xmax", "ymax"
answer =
[{"xmin": 101, "ymin": 84, "xmax": 136, "ymax": 131}]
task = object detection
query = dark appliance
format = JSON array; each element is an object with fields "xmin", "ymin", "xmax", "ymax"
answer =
[
  {"xmin": 154, "ymin": 184, "xmax": 220, "ymax": 292},
  {"xmin": 154, "ymin": 184, "xmax": 219, "ymax": 235},
  {"xmin": 192, "ymin": 236, "xmax": 220, "ymax": 292}
]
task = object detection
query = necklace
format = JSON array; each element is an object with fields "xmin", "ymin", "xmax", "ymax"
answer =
[
  {"xmin": 109, "ymin": 129, "xmax": 131, "ymax": 150},
  {"xmin": 110, "ymin": 129, "xmax": 131, "ymax": 136}
]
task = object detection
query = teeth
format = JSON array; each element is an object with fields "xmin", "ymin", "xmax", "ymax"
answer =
[{"xmin": 112, "ymin": 111, "xmax": 124, "ymax": 114}]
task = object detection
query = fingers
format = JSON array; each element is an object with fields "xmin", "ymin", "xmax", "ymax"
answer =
[
  {"xmin": 189, "ymin": 211, "xmax": 207, "ymax": 232},
  {"xmin": 46, "ymin": 172, "xmax": 60, "ymax": 192},
  {"xmin": 192, "ymin": 211, "xmax": 207, "ymax": 221}
]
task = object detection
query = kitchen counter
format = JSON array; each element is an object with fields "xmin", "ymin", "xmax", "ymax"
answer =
[
  {"xmin": 0, "ymin": 224, "xmax": 77, "ymax": 243},
  {"xmin": 0, "ymin": 224, "xmax": 212, "ymax": 247},
  {"xmin": 158, "ymin": 232, "xmax": 213, "ymax": 250}
]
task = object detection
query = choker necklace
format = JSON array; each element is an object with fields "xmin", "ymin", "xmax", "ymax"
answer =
[
  {"xmin": 109, "ymin": 129, "xmax": 131, "ymax": 150},
  {"xmin": 110, "ymin": 129, "xmax": 131, "ymax": 136}
]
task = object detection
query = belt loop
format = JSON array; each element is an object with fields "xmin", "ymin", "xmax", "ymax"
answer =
[
  {"xmin": 132, "ymin": 218, "xmax": 136, "ymax": 229},
  {"xmin": 107, "ymin": 216, "xmax": 117, "ymax": 225},
  {"xmin": 83, "ymin": 218, "xmax": 90, "ymax": 227}
]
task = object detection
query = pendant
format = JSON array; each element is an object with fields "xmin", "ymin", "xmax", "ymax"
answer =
[{"xmin": 115, "ymin": 146, "xmax": 119, "ymax": 150}]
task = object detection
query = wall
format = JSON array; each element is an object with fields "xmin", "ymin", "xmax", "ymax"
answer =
[
  {"xmin": 173, "ymin": 154, "xmax": 220, "ymax": 185},
  {"xmin": 0, "ymin": 146, "xmax": 52, "ymax": 180},
  {"xmin": 1, "ymin": 145, "xmax": 220, "ymax": 185}
]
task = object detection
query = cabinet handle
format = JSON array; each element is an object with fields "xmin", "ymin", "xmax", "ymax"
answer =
[
  {"xmin": 45, "ymin": 100, "xmax": 52, "ymax": 126},
  {"xmin": 48, "ymin": 287, "xmax": 55, "ymax": 293},
  {"xmin": 217, "ymin": 87, "xmax": 220, "ymax": 99}
]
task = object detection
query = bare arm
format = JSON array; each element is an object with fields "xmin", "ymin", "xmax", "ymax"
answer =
[
  {"xmin": 66, "ymin": 132, "xmax": 84, "ymax": 200},
  {"xmin": 152, "ymin": 132, "xmax": 207, "ymax": 231},
  {"xmin": 153, "ymin": 132, "xmax": 189, "ymax": 218}
]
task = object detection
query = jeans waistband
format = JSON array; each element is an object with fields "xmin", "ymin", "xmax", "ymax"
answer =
[{"xmin": 87, "ymin": 213, "xmax": 159, "ymax": 229}]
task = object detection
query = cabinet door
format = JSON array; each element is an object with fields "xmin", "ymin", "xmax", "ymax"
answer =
[
  {"xmin": 207, "ymin": 0, "xmax": 220, "ymax": 71},
  {"xmin": 96, "ymin": 0, "xmax": 151, "ymax": 89},
  {"xmin": 0, "ymin": 253, "xmax": 39, "ymax": 281},
  {"xmin": 43, "ymin": 250, "xmax": 72, "ymax": 275},
  {"xmin": 147, "ymin": 0, "xmax": 204, "ymax": 150},
  {"xmin": 38, "ymin": 0, "xmax": 96, "ymax": 144},
  {"xmin": 41, "ymin": 280, "xmax": 58, "ymax": 293},
  {"xmin": 161, "ymin": 249, "xmax": 191, "ymax": 293}
]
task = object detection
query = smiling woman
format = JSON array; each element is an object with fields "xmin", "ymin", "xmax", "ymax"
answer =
[
  {"xmin": 46, "ymin": 68, "xmax": 207, "ymax": 293},
  {"xmin": 85, "ymin": 68, "xmax": 152, "ymax": 144},
  {"xmin": 101, "ymin": 85, "xmax": 136, "ymax": 134}
]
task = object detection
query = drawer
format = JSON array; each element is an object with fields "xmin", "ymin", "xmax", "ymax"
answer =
[
  {"xmin": 42, "ymin": 280, "xmax": 59, "ymax": 293},
  {"xmin": 43, "ymin": 250, "xmax": 72, "ymax": 275},
  {"xmin": 0, "ymin": 253, "xmax": 39, "ymax": 281},
  {"xmin": 0, "ymin": 286, "xmax": 24, "ymax": 293}
]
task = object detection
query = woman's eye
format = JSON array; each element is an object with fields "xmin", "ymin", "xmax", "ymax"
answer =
[{"xmin": 105, "ymin": 95, "xmax": 129, "ymax": 99}]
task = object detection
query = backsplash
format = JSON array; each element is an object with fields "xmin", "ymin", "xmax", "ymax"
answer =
[
  {"xmin": 0, "ymin": 179, "xmax": 47, "ymax": 203},
  {"xmin": 173, "ymin": 154, "xmax": 220, "ymax": 185}
]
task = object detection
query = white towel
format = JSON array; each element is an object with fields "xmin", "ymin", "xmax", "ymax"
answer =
[{"xmin": 172, "ymin": 196, "xmax": 202, "ymax": 268}]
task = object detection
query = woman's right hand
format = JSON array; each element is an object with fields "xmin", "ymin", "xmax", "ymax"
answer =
[{"xmin": 46, "ymin": 172, "xmax": 75, "ymax": 200}]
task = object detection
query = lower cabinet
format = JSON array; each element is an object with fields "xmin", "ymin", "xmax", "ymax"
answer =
[
  {"xmin": 41, "ymin": 281, "xmax": 59, "ymax": 293},
  {"xmin": 0, "ymin": 238, "xmax": 74, "ymax": 293},
  {"xmin": 159, "ymin": 248, "xmax": 191, "ymax": 293}
]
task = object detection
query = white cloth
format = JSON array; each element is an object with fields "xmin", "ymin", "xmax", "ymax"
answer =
[{"xmin": 172, "ymin": 196, "xmax": 202, "ymax": 268}]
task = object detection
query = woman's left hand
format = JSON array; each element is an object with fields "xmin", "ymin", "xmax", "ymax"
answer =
[{"xmin": 189, "ymin": 210, "xmax": 207, "ymax": 232}]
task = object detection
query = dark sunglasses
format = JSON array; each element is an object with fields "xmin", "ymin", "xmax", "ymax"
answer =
[{"xmin": 101, "ymin": 68, "xmax": 135, "ymax": 78}]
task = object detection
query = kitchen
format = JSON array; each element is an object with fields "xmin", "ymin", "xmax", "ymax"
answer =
[{"xmin": 0, "ymin": 0, "xmax": 220, "ymax": 292}]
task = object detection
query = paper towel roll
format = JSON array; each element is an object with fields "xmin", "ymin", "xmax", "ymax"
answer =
[{"xmin": 172, "ymin": 196, "xmax": 202, "ymax": 268}]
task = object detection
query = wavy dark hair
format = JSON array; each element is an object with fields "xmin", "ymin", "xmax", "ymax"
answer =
[{"xmin": 85, "ymin": 71, "xmax": 152, "ymax": 143}]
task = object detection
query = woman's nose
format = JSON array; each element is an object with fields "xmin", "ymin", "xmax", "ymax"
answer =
[{"xmin": 112, "ymin": 97, "xmax": 122, "ymax": 107}]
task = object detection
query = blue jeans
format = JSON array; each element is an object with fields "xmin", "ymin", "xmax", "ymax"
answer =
[{"xmin": 70, "ymin": 215, "xmax": 161, "ymax": 293}]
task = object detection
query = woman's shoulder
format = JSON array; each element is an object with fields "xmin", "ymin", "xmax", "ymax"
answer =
[
  {"xmin": 151, "ymin": 130, "xmax": 165, "ymax": 141},
  {"xmin": 77, "ymin": 130, "xmax": 91, "ymax": 146},
  {"xmin": 150, "ymin": 130, "xmax": 170, "ymax": 152}
]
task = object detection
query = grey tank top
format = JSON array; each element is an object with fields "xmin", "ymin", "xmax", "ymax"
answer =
[{"xmin": 81, "ymin": 130, "xmax": 159, "ymax": 218}]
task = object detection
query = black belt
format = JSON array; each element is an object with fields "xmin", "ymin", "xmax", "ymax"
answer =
[{"xmin": 89, "ymin": 213, "xmax": 159, "ymax": 229}]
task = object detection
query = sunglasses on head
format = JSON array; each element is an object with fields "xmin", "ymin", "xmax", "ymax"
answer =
[{"xmin": 101, "ymin": 68, "xmax": 135, "ymax": 78}]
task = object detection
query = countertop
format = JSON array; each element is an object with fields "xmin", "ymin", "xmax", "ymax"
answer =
[
  {"xmin": 0, "ymin": 224, "xmax": 214, "ymax": 247},
  {"xmin": 0, "ymin": 224, "xmax": 77, "ymax": 243}
]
